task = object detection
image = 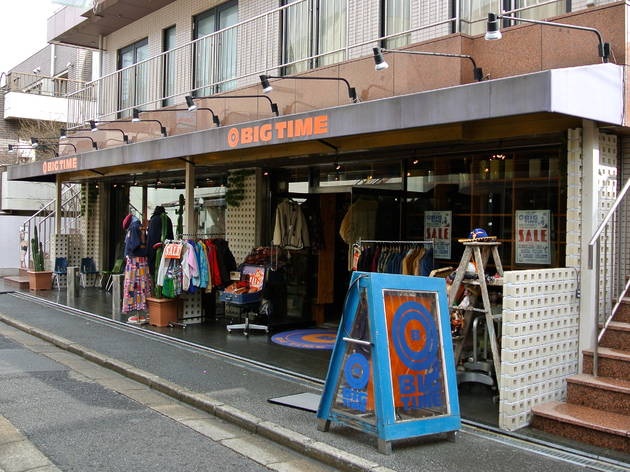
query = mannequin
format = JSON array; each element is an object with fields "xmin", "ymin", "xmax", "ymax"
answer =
[{"xmin": 122, "ymin": 213, "xmax": 151, "ymax": 324}]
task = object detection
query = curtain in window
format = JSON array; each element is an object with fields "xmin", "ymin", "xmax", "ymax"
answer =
[
  {"xmin": 383, "ymin": 0, "xmax": 410, "ymax": 48},
  {"xmin": 217, "ymin": 4, "xmax": 238, "ymax": 92},
  {"xmin": 513, "ymin": 0, "xmax": 563, "ymax": 20},
  {"xmin": 194, "ymin": 3, "xmax": 238, "ymax": 95},
  {"xmin": 194, "ymin": 11, "xmax": 216, "ymax": 96},
  {"xmin": 135, "ymin": 42, "xmax": 149, "ymax": 110},
  {"xmin": 283, "ymin": 0, "xmax": 311, "ymax": 74},
  {"xmin": 318, "ymin": 0, "xmax": 345, "ymax": 66}
]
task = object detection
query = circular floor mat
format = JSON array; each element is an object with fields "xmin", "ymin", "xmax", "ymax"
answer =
[{"xmin": 271, "ymin": 329, "xmax": 337, "ymax": 350}]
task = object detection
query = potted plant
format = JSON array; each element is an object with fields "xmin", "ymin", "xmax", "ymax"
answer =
[
  {"xmin": 147, "ymin": 207, "xmax": 180, "ymax": 327},
  {"xmin": 28, "ymin": 226, "xmax": 52, "ymax": 291}
]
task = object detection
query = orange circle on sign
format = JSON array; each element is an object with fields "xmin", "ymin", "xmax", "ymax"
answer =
[{"xmin": 227, "ymin": 128, "xmax": 240, "ymax": 147}]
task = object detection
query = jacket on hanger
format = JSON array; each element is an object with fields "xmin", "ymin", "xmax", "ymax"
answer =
[{"xmin": 272, "ymin": 199, "xmax": 310, "ymax": 250}]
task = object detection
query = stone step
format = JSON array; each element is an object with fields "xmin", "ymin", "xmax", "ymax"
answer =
[
  {"xmin": 567, "ymin": 374, "xmax": 630, "ymax": 416},
  {"xmin": 600, "ymin": 321, "xmax": 630, "ymax": 350},
  {"xmin": 2, "ymin": 276, "xmax": 29, "ymax": 290},
  {"xmin": 583, "ymin": 347, "xmax": 630, "ymax": 381},
  {"xmin": 616, "ymin": 298, "xmax": 630, "ymax": 323},
  {"xmin": 531, "ymin": 401, "xmax": 629, "ymax": 453}
]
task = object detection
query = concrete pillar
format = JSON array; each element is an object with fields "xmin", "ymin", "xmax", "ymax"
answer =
[
  {"xmin": 67, "ymin": 266, "xmax": 78, "ymax": 298},
  {"xmin": 112, "ymin": 273, "xmax": 124, "ymax": 321},
  {"xmin": 184, "ymin": 160, "xmax": 195, "ymax": 234},
  {"xmin": 55, "ymin": 175, "xmax": 62, "ymax": 234},
  {"xmin": 579, "ymin": 119, "xmax": 600, "ymax": 366}
]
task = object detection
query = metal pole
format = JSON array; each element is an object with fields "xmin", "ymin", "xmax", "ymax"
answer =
[
  {"xmin": 184, "ymin": 160, "xmax": 195, "ymax": 234},
  {"xmin": 55, "ymin": 175, "xmax": 62, "ymax": 234},
  {"xmin": 594, "ymin": 240, "xmax": 601, "ymax": 377}
]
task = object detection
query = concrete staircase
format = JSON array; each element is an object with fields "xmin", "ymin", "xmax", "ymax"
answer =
[
  {"xmin": 3, "ymin": 268, "xmax": 30, "ymax": 290},
  {"xmin": 531, "ymin": 299, "xmax": 630, "ymax": 453}
]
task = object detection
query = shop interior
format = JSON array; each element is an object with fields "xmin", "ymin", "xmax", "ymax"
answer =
[{"xmin": 48, "ymin": 137, "xmax": 567, "ymax": 427}]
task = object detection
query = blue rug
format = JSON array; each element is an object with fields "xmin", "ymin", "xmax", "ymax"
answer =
[{"xmin": 271, "ymin": 329, "xmax": 337, "ymax": 350}]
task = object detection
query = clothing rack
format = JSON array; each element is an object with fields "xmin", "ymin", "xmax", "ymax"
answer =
[
  {"xmin": 357, "ymin": 239, "xmax": 433, "ymax": 246},
  {"xmin": 176, "ymin": 232, "xmax": 226, "ymax": 238}
]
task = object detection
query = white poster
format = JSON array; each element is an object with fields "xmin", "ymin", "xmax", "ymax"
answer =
[
  {"xmin": 516, "ymin": 210, "xmax": 551, "ymax": 264},
  {"xmin": 424, "ymin": 211, "xmax": 451, "ymax": 259}
]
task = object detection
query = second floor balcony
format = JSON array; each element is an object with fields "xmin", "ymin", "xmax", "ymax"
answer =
[
  {"xmin": 3, "ymin": 72, "xmax": 84, "ymax": 123},
  {"xmin": 60, "ymin": 0, "xmax": 623, "ymax": 153}
]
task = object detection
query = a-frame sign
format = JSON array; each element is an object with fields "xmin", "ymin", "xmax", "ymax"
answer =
[{"xmin": 317, "ymin": 272, "xmax": 461, "ymax": 454}]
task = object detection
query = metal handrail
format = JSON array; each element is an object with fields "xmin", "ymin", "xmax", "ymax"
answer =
[{"xmin": 587, "ymin": 177, "xmax": 630, "ymax": 376}]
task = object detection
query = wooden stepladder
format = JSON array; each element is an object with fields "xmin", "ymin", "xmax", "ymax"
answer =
[{"xmin": 448, "ymin": 241, "xmax": 503, "ymax": 388}]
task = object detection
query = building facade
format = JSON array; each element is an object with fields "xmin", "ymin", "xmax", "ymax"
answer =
[{"xmin": 7, "ymin": 0, "xmax": 630, "ymax": 450}]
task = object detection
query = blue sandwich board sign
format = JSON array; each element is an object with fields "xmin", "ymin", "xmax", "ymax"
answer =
[{"xmin": 316, "ymin": 271, "xmax": 461, "ymax": 454}]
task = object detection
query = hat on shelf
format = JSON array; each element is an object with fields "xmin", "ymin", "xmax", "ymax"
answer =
[{"xmin": 458, "ymin": 228, "xmax": 497, "ymax": 243}]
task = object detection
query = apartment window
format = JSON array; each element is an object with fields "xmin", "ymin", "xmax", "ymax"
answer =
[
  {"xmin": 282, "ymin": 0, "xmax": 345, "ymax": 75},
  {"xmin": 193, "ymin": 1, "xmax": 238, "ymax": 96},
  {"xmin": 461, "ymin": 0, "xmax": 565, "ymax": 35},
  {"xmin": 163, "ymin": 25, "xmax": 177, "ymax": 106},
  {"xmin": 118, "ymin": 38, "xmax": 149, "ymax": 117},
  {"xmin": 381, "ymin": 0, "xmax": 410, "ymax": 48}
]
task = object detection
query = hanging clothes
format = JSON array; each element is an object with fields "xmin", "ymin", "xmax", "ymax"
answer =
[
  {"xmin": 272, "ymin": 199, "xmax": 310, "ymax": 250},
  {"xmin": 122, "ymin": 214, "xmax": 151, "ymax": 312},
  {"xmin": 354, "ymin": 243, "xmax": 433, "ymax": 275},
  {"xmin": 339, "ymin": 198, "xmax": 379, "ymax": 270},
  {"xmin": 146, "ymin": 206, "xmax": 173, "ymax": 277}
]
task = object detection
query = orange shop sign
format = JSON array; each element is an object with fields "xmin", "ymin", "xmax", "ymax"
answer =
[
  {"xmin": 227, "ymin": 115, "xmax": 329, "ymax": 148},
  {"xmin": 42, "ymin": 157, "xmax": 78, "ymax": 174}
]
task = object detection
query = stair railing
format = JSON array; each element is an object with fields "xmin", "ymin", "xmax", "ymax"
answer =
[
  {"xmin": 21, "ymin": 185, "xmax": 81, "ymax": 268},
  {"xmin": 588, "ymin": 177, "xmax": 630, "ymax": 376}
]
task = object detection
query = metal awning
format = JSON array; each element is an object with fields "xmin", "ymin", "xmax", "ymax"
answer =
[{"xmin": 8, "ymin": 63, "xmax": 624, "ymax": 182}]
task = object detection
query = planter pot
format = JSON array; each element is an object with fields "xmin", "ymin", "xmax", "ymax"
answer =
[
  {"xmin": 147, "ymin": 297, "xmax": 180, "ymax": 327},
  {"xmin": 27, "ymin": 271, "xmax": 53, "ymax": 291}
]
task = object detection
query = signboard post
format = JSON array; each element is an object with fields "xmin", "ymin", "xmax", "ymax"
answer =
[{"xmin": 317, "ymin": 272, "xmax": 460, "ymax": 454}]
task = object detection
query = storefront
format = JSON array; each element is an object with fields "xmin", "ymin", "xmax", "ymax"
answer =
[{"xmin": 6, "ymin": 62, "xmax": 624, "ymax": 431}]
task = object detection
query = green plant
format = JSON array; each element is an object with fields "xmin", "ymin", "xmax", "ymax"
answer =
[
  {"xmin": 31, "ymin": 226, "xmax": 45, "ymax": 272},
  {"xmin": 225, "ymin": 169, "xmax": 255, "ymax": 207}
]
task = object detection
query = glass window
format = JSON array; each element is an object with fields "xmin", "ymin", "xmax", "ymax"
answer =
[
  {"xmin": 193, "ymin": 1, "xmax": 238, "ymax": 96},
  {"xmin": 118, "ymin": 38, "xmax": 149, "ymax": 117},
  {"xmin": 405, "ymin": 147, "xmax": 566, "ymax": 270},
  {"xmin": 382, "ymin": 0, "xmax": 411, "ymax": 48},
  {"xmin": 460, "ymin": 0, "xmax": 565, "ymax": 36},
  {"xmin": 163, "ymin": 26, "xmax": 177, "ymax": 106},
  {"xmin": 282, "ymin": 0, "xmax": 345, "ymax": 75}
]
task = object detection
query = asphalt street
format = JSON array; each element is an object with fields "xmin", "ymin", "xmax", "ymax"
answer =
[
  {"xmin": 0, "ymin": 328, "xmax": 333, "ymax": 472},
  {"xmin": 0, "ymin": 293, "xmax": 626, "ymax": 472}
]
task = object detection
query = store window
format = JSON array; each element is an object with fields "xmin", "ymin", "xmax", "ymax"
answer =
[
  {"xmin": 118, "ymin": 38, "xmax": 149, "ymax": 117},
  {"xmin": 162, "ymin": 25, "xmax": 177, "ymax": 106},
  {"xmin": 381, "ymin": 0, "xmax": 411, "ymax": 48},
  {"xmin": 405, "ymin": 147, "xmax": 566, "ymax": 270},
  {"xmin": 282, "ymin": 0, "xmax": 345, "ymax": 75},
  {"xmin": 193, "ymin": 1, "xmax": 238, "ymax": 96}
]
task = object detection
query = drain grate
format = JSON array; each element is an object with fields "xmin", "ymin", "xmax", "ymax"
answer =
[{"xmin": 462, "ymin": 424, "xmax": 629, "ymax": 472}]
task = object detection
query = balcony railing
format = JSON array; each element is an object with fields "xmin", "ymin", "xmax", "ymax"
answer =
[
  {"xmin": 6, "ymin": 72, "xmax": 84, "ymax": 99},
  {"xmin": 66, "ymin": 0, "xmax": 566, "ymax": 129}
]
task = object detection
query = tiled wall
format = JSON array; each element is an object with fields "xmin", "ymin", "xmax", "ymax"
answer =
[
  {"xmin": 225, "ymin": 169, "xmax": 259, "ymax": 263},
  {"xmin": 79, "ymin": 182, "xmax": 102, "ymax": 286},
  {"xmin": 499, "ymin": 268, "xmax": 580, "ymax": 430},
  {"xmin": 50, "ymin": 233, "xmax": 82, "ymax": 287}
]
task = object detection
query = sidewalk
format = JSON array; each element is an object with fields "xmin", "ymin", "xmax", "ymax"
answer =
[{"xmin": 0, "ymin": 293, "xmax": 625, "ymax": 472}]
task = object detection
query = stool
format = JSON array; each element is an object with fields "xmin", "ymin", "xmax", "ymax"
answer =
[{"xmin": 225, "ymin": 301, "xmax": 268, "ymax": 336}]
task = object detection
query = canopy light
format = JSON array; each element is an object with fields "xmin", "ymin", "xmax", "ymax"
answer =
[{"xmin": 259, "ymin": 74, "xmax": 358, "ymax": 102}]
